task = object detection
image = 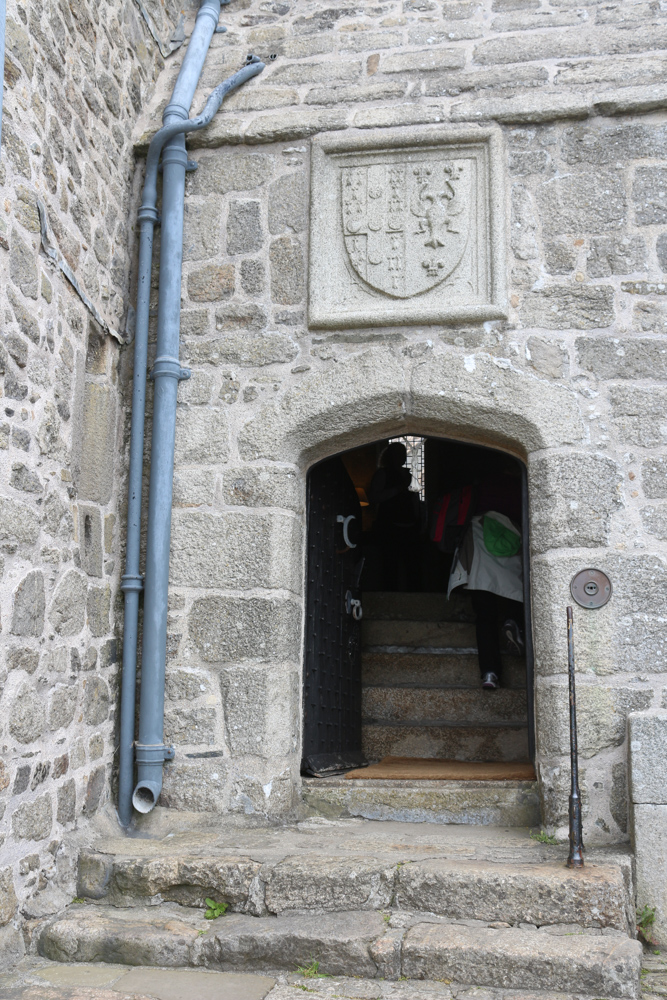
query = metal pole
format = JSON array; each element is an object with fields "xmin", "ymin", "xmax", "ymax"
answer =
[{"xmin": 566, "ymin": 605, "xmax": 584, "ymax": 868}]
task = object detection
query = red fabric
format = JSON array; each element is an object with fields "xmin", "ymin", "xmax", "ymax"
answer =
[
  {"xmin": 457, "ymin": 483, "xmax": 472, "ymax": 525},
  {"xmin": 433, "ymin": 493, "xmax": 451, "ymax": 543}
]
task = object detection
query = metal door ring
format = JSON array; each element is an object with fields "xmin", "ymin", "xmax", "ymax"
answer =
[{"xmin": 570, "ymin": 568, "xmax": 612, "ymax": 609}]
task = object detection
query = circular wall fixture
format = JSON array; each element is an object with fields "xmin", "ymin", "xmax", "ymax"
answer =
[{"xmin": 570, "ymin": 568, "xmax": 612, "ymax": 609}]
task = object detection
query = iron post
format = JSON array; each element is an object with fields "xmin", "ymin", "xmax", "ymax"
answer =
[{"xmin": 566, "ymin": 605, "xmax": 585, "ymax": 868}]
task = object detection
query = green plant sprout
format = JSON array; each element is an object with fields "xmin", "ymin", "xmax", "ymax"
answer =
[
  {"xmin": 295, "ymin": 960, "xmax": 330, "ymax": 979},
  {"xmin": 204, "ymin": 898, "xmax": 228, "ymax": 919},
  {"xmin": 530, "ymin": 829, "xmax": 558, "ymax": 845},
  {"xmin": 638, "ymin": 904, "xmax": 656, "ymax": 941}
]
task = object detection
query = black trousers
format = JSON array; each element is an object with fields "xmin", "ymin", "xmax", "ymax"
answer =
[{"xmin": 470, "ymin": 589, "xmax": 524, "ymax": 678}]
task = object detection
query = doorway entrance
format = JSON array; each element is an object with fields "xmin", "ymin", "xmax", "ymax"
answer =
[{"xmin": 302, "ymin": 436, "xmax": 535, "ymax": 779}]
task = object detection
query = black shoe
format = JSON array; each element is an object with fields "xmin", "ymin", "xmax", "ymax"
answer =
[
  {"xmin": 503, "ymin": 619, "xmax": 525, "ymax": 656},
  {"xmin": 481, "ymin": 672, "xmax": 499, "ymax": 690}
]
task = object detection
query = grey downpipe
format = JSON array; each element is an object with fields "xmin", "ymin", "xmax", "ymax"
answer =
[{"xmin": 124, "ymin": 25, "xmax": 265, "ymax": 817}]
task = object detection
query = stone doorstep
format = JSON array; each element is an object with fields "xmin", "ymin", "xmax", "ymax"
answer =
[
  {"xmin": 37, "ymin": 904, "xmax": 643, "ymax": 997},
  {"xmin": 76, "ymin": 850, "xmax": 632, "ymax": 932}
]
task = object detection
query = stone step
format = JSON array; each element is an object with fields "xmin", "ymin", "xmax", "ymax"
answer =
[
  {"xmin": 363, "ymin": 591, "xmax": 474, "ymax": 622},
  {"xmin": 38, "ymin": 905, "xmax": 641, "ymax": 996},
  {"xmin": 74, "ymin": 845, "xmax": 631, "ymax": 931},
  {"xmin": 362, "ymin": 721, "xmax": 530, "ymax": 763},
  {"xmin": 362, "ymin": 650, "xmax": 526, "ymax": 689},
  {"xmin": 302, "ymin": 775, "xmax": 538, "ymax": 826},
  {"xmin": 363, "ymin": 685, "xmax": 527, "ymax": 725},
  {"xmin": 362, "ymin": 619, "xmax": 477, "ymax": 648}
]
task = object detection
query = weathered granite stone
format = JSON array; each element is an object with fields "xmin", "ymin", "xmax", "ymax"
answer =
[
  {"xmin": 189, "ymin": 150, "xmax": 274, "ymax": 196},
  {"xmin": 641, "ymin": 505, "xmax": 667, "ymax": 540},
  {"xmin": 657, "ymin": 231, "xmax": 667, "ymax": 271},
  {"xmin": 521, "ymin": 285, "xmax": 614, "ymax": 329},
  {"xmin": 164, "ymin": 703, "xmax": 217, "ymax": 745},
  {"xmin": 537, "ymin": 171, "xmax": 626, "ymax": 235},
  {"xmin": 174, "ymin": 407, "xmax": 229, "ymax": 465},
  {"xmin": 610, "ymin": 386, "xmax": 667, "ymax": 447},
  {"xmin": 48, "ymin": 684, "xmax": 78, "ymax": 731},
  {"xmin": 12, "ymin": 794, "xmax": 52, "ymax": 840},
  {"xmin": 11, "ymin": 570, "xmax": 45, "ymax": 636},
  {"xmin": 629, "ymin": 711, "xmax": 667, "ymax": 805},
  {"xmin": 187, "ymin": 331, "xmax": 297, "ymax": 367},
  {"xmin": 165, "ymin": 668, "xmax": 212, "ymax": 701},
  {"xmin": 84, "ymin": 766, "xmax": 106, "ymax": 814},
  {"xmin": 182, "ymin": 199, "xmax": 223, "ymax": 261},
  {"xmin": 240, "ymin": 259, "xmax": 266, "ymax": 296},
  {"xmin": 82, "ymin": 676, "xmax": 109, "ymax": 726},
  {"xmin": 87, "ymin": 585, "xmax": 111, "ymax": 637},
  {"xmin": 79, "ymin": 506, "xmax": 103, "ymax": 577},
  {"xmin": 220, "ymin": 666, "xmax": 299, "ymax": 757},
  {"xmin": 56, "ymin": 778, "xmax": 76, "ymax": 825},
  {"xmin": 77, "ymin": 384, "xmax": 116, "ymax": 504},
  {"xmin": 634, "ymin": 166, "xmax": 667, "ymax": 225},
  {"xmin": 269, "ymin": 236, "xmax": 304, "ymax": 305},
  {"xmin": 187, "ymin": 263, "xmax": 234, "ymax": 302},
  {"xmin": 587, "ymin": 234, "xmax": 647, "ymax": 276},
  {"xmin": 633, "ymin": 802, "xmax": 667, "ymax": 947},
  {"xmin": 9, "ymin": 682, "xmax": 46, "ymax": 743},
  {"xmin": 10, "ymin": 228, "xmax": 38, "ymax": 299},
  {"xmin": 49, "ymin": 570, "xmax": 87, "ymax": 635},
  {"xmin": 526, "ymin": 336, "xmax": 568, "ymax": 378},
  {"xmin": 189, "ymin": 595, "xmax": 301, "ymax": 662},
  {"xmin": 530, "ymin": 452, "xmax": 622, "ymax": 552},
  {"xmin": 536, "ymin": 682, "xmax": 653, "ymax": 758},
  {"xmin": 214, "ymin": 303, "xmax": 267, "ymax": 333},
  {"xmin": 268, "ymin": 172, "xmax": 307, "ymax": 234},
  {"xmin": 0, "ymin": 868, "xmax": 18, "ymax": 927},
  {"xmin": 577, "ymin": 337, "xmax": 667, "ymax": 379},
  {"xmin": 227, "ymin": 201, "xmax": 263, "ymax": 256},
  {"xmin": 219, "ymin": 465, "xmax": 302, "ymax": 512}
]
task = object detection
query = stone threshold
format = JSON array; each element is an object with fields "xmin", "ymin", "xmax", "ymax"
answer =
[{"xmin": 133, "ymin": 83, "xmax": 667, "ymax": 152}]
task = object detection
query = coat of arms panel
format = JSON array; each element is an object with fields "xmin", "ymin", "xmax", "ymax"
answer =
[{"xmin": 309, "ymin": 126, "xmax": 506, "ymax": 329}]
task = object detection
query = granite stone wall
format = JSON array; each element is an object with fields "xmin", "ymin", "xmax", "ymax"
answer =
[
  {"xmin": 129, "ymin": 0, "xmax": 667, "ymax": 841},
  {"xmin": 0, "ymin": 0, "xmax": 181, "ymax": 963}
]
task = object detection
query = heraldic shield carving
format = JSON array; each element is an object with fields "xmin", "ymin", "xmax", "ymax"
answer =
[
  {"xmin": 341, "ymin": 159, "xmax": 471, "ymax": 299},
  {"xmin": 309, "ymin": 126, "xmax": 507, "ymax": 329}
]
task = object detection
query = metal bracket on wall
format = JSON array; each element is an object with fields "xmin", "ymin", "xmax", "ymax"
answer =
[{"xmin": 570, "ymin": 568, "xmax": 612, "ymax": 609}]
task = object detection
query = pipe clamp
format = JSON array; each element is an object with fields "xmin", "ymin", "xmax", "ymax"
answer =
[
  {"xmin": 135, "ymin": 743, "xmax": 175, "ymax": 763},
  {"xmin": 120, "ymin": 573, "xmax": 144, "ymax": 593},
  {"xmin": 150, "ymin": 356, "xmax": 191, "ymax": 381}
]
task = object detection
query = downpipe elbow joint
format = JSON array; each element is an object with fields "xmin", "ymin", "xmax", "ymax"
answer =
[{"xmin": 132, "ymin": 743, "xmax": 175, "ymax": 815}]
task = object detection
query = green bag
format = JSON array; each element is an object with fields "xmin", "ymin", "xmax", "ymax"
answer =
[{"xmin": 483, "ymin": 514, "xmax": 521, "ymax": 557}]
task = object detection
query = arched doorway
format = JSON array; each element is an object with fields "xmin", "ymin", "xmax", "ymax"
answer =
[{"xmin": 302, "ymin": 435, "xmax": 535, "ymax": 783}]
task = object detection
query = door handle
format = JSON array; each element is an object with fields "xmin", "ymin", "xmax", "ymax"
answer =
[
  {"xmin": 337, "ymin": 514, "xmax": 357, "ymax": 549},
  {"xmin": 345, "ymin": 589, "xmax": 363, "ymax": 620}
]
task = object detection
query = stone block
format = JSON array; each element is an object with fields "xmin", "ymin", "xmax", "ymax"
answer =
[
  {"xmin": 657, "ymin": 232, "xmax": 667, "ymax": 272},
  {"xmin": 642, "ymin": 456, "xmax": 667, "ymax": 499},
  {"xmin": 57, "ymin": 778, "xmax": 76, "ymax": 825},
  {"xmin": 189, "ymin": 595, "xmax": 301, "ymax": 663},
  {"xmin": 526, "ymin": 336, "xmax": 568, "ymax": 378},
  {"xmin": 12, "ymin": 793, "xmax": 53, "ymax": 840},
  {"xmin": 532, "ymin": 551, "xmax": 667, "ymax": 676},
  {"xmin": 49, "ymin": 684, "xmax": 78, "ymax": 731},
  {"xmin": 269, "ymin": 236, "xmax": 304, "ymax": 305},
  {"xmin": 309, "ymin": 125, "xmax": 507, "ymax": 329},
  {"xmin": 189, "ymin": 150, "xmax": 274, "ymax": 196},
  {"xmin": 220, "ymin": 666, "xmax": 299, "ymax": 757},
  {"xmin": 77, "ymin": 384, "xmax": 116, "ymax": 504},
  {"xmin": 11, "ymin": 570, "xmax": 45, "ymax": 636},
  {"xmin": 587, "ymin": 235, "xmax": 647, "ymax": 277},
  {"xmin": 381, "ymin": 48, "xmax": 466, "ymax": 73},
  {"xmin": 182, "ymin": 199, "xmax": 223, "ymax": 262},
  {"xmin": 529, "ymin": 452, "xmax": 622, "ymax": 553},
  {"xmin": 87, "ymin": 585, "xmax": 111, "ymax": 637},
  {"xmin": 641, "ymin": 505, "xmax": 667, "ymax": 540},
  {"xmin": 159, "ymin": 758, "xmax": 228, "ymax": 812},
  {"xmin": 629, "ymin": 710, "xmax": 667, "ymax": 804},
  {"xmin": 9, "ymin": 682, "xmax": 46, "ymax": 743},
  {"xmin": 82, "ymin": 676, "xmax": 109, "ymax": 726},
  {"xmin": 49, "ymin": 570, "xmax": 87, "ymax": 636},
  {"xmin": 170, "ymin": 510, "xmax": 302, "ymax": 592},
  {"xmin": 536, "ymin": 680, "xmax": 653, "ymax": 758},
  {"xmin": 269, "ymin": 60, "xmax": 361, "ymax": 86},
  {"xmin": 633, "ymin": 802, "xmax": 667, "ymax": 947},
  {"xmin": 10, "ymin": 228, "xmax": 38, "ymax": 299},
  {"xmin": 7, "ymin": 647, "xmax": 39, "ymax": 673},
  {"xmin": 164, "ymin": 703, "xmax": 218, "ymax": 745},
  {"xmin": 187, "ymin": 263, "xmax": 234, "ymax": 302},
  {"xmin": 165, "ymin": 668, "xmax": 212, "ymax": 701},
  {"xmin": 609, "ymin": 386, "xmax": 667, "ymax": 447},
  {"xmin": 521, "ymin": 284, "xmax": 614, "ymax": 330},
  {"xmin": 537, "ymin": 172, "xmax": 626, "ymax": 237},
  {"xmin": 0, "ymin": 495, "xmax": 39, "ymax": 547},
  {"xmin": 77, "ymin": 852, "xmax": 112, "ymax": 899},
  {"xmin": 172, "ymin": 468, "xmax": 217, "ymax": 506},
  {"xmin": 264, "ymin": 855, "xmax": 395, "ymax": 915},
  {"xmin": 187, "ymin": 332, "xmax": 297, "ymax": 368},
  {"xmin": 214, "ymin": 303, "xmax": 267, "ymax": 333},
  {"xmin": 227, "ymin": 201, "xmax": 263, "ymax": 256},
  {"xmin": 178, "ymin": 372, "xmax": 217, "ymax": 406},
  {"xmin": 305, "ymin": 81, "xmax": 407, "ymax": 106},
  {"xmin": 11, "ymin": 461, "xmax": 42, "ymax": 493},
  {"xmin": 268, "ymin": 172, "xmax": 307, "ymax": 234},
  {"xmin": 634, "ymin": 166, "xmax": 667, "ymax": 226},
  {"xmin": 84, "ymin": 766, "xmax": 106, "ymax": 815},
  {"xmin": 577, "ymin": 337, "xmax": 667, "ymax": 379},
  {"xmin": 79, "ymin": 506, "xmax": 103, "ymax": 578},
  {"xmin": 0, "ymin": 868, "xmax": 17, "ymax": 927},
  {"xmin": 219, "ymin": 465, "xmax": 302, "ymax": 512},
  {"xmin": 240, "ymin": 260, "xmax": 266, "ymax": 296},
  {"xmin": 174, "ymin": 407, "xmax": 229, "ymax": 465}
]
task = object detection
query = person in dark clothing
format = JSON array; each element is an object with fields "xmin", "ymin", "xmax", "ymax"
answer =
[
  {"xmin": 369, "ymin": 442, "xmax": 421, "ymax": 591},
  {"xmin": 447, "ymin": 472, "xmax": 525, "ymax": 689}
]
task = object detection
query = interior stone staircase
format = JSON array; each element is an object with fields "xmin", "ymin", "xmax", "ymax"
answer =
[
  {"xmin": 302, "ymin": 591, "xmax": 538, "ymax": 826},
  {"xmin": 34, "ymin": 818, "xmax": 643, "ymax": 998}
]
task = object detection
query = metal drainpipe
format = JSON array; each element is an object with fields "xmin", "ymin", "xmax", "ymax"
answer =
[{"xmin": 118, "ymin": 5, "xmax": 264, "ymax": 825}]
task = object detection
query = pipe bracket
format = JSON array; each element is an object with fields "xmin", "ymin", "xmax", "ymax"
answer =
[
  {"xmin": 120, "ymin": 573, "xmax": 144, "ymax": 593},
  {"xmin": 150, "ymin": 356, "xmax": 191, "ymax": 381},
  {"xmin": 135, "ymin": 743, "xmax": 175, "ymax": 763}
]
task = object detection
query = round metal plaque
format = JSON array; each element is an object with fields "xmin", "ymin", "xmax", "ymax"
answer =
[{"xmin": 570, "ymin": 568, "xmax": 612, "ymax": 609}]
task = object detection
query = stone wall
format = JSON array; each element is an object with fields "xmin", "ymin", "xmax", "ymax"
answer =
[
  {"xmin": 0, "ymin": 0, "xmax": 181, "ymax": 963},
  {"xmin": 129, "ymin": 0, "xmax": 667, "ymax": 841}
]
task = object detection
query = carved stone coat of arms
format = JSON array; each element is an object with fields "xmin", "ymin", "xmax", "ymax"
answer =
[{"xmin": 309, "ymin": 126, "xmax": 506, "ymax": 329}]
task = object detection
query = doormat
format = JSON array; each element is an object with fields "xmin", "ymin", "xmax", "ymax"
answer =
[{"xmin": 345, "ymin": 756, "xmax": 537, "ymax": 781}]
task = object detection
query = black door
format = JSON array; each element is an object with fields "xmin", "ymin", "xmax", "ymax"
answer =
[{"xmin": 302, "ymin": 456, "xmax": 365, "ymax": 773}]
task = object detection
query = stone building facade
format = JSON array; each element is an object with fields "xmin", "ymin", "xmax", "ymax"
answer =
[{"xmin": 3, "ymin": 0, "xmax": 667, "ymax": 963}]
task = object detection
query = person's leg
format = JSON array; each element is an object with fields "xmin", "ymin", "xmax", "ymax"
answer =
[
  {"xmin": 502, "ymin": 598, "xmax": 525, "ymax": 656},
  {"xmin": 470, "ymin": 589, "xmax": 503, "ymax": 684}
]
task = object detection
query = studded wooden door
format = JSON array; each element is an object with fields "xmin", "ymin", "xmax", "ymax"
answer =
[{"xmin": 302, "ymin": 456, "xmax": 364, "ymax": 771}]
